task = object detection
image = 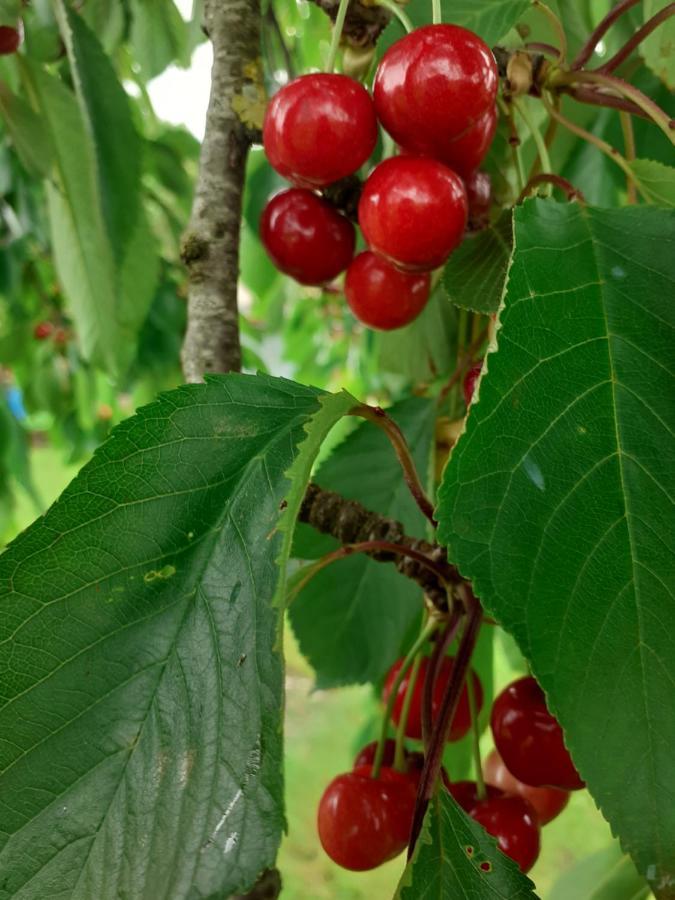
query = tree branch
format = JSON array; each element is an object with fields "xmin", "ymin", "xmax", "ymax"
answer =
[
  {"xmin": 181, "ymin": 0, "xmax": 264, "ymax": 382},
  {"xmin": 309, "ymin": 0, "xmax": 392, "ymax": 47}
]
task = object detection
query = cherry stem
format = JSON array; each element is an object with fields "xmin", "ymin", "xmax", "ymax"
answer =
[
  {"xmin": 395, "ymin": 652, "xmax": 424, "ymax": 770},
  {"xmin": 421, "ymin": 606, "xmax": 463, "ymax": 748},
  {"xmin": 467, "ymin": 670, "xmax": 487, "ymax": 801},
  {"xmin": 513, "ymin": 97, "xmax": 552, "ymax": 182},
  {"xmin": 372, "ymin": 617, "xmax": 438, "ymax": 779},
  {"xmin": 553, "ymin": 69, "xmax": 675, "ymax": 143},
  {"xmin": 350, "ymin": 404, "xmax": 437, "ymax": 527},
  {"xmin": 597, "ymin": 3, "xmax": 675, "ymax": 74},
  {"xmin": 533, "ymin": 1, "xmax": 567, "ymax": 63},
  {"xmin": 541, "ymin": 92, "xmax": 648, "ymax": 201},
  {"xmin": 563, "ymin": 85, "xmax": 652, "ymax": 121},
  {"xmin": 325, "ymin": 0, "xmax": 351, "ymax": 73},
  {"xmin": 431, "ymin": 0, "xmax": 441, "ymax": 26},
  {"xmin": 374, "ymin": 0, "xmax": 414, "ymax": 33},
  {"xmin": 438, "ymin": 326, "xmax": 489, "ymax": 403},
  {"xmin": 408, "ymin": 585, "xmax": 483, "ymax": 857},
  {"xmin": 518, "ymin": 173, "xmax": 586, "ymax": 204},
  {"xmin": 525, "ymin": 41, "xmax": 561, "ymax": 57},
  {"xmin": 620, "ymin": 111, "xmax": 637, "ymax": 204},
  {"xmin": 571, "ymin": 0, "xmax": 642, "ymax": 70}
]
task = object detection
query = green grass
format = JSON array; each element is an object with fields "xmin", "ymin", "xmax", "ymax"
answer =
[{"xmin": 9, "ymin": 447, "xmax": 629, "ymax": 898}]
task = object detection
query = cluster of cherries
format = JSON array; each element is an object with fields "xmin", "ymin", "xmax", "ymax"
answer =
[
  {"xmin": 318, "ymin": 666, "xmax": 583, "ymax": 874},
  {"xmin": 260, "ymin": 24, "xmax": 497, "ymax": 331}
]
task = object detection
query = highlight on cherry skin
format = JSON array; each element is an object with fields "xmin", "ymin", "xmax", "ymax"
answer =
[
  {"xmin": 484, "ymin": 748, "xmax": 570, "ymax": 825},
  {"xmin": 471, "ymin": 794, "xmax": 541, "ymax": 873},
  {"xmin": 345, "ymin": 251, "xmax": 431, "ymax": 330}
]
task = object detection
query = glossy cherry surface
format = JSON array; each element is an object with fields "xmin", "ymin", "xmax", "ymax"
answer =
[
  {"xmin": 374, "ymin": 25, "xmax": 498, "ymax": 164},
  {"xmin": 0, "ymin": 25, "xmax": 20, "ymax": 55},
  {"xmin": 33, "ymin": 321, "xmax": 54, "ymax": 340},
  {"xmin": 465, "ymin": 171, "xmax": 492, "ymax": 229},
  {"xmin": 430, "ymin": 106, "xmax": 497, "ymax": 178},
  {"xmin": 345, "ymin": 251, "xmax": 430, "ymax": 330},
  {"xmin": 484, "ymin": 748, "xmax": 569, "ymax": 826},
  {"xmin": 260, "ymin": 189, "xmax": 355, "ymax": 285},
  {"xmin": 263, "ymin": 73, "xmax": 377, "ymax": 188},
  {"xmin": 445, "ymin": 779, "xmax": 502, "ymax": 813},
  {"xmin": 382, "ymin": 656, "xmax": 483, "ymax": 741},
  {"xmin": 491, "ymin": 676, "xmax": 585, "ymax": 791},
  {"xmin": 359, "ymin": 157, "xmax": 468, "ymax": 271},
  {"xmin": 353, "ymin": 739, "xmax": 398, "ymax": 770},
  {"xmin": 463, "ymin": 362, "xmax": 483, "ymax": 407},
  {"xmin": 317, "ymin": 765, "xmax": 416, "ymax": 870},
  {"xmin": 471, "ymin": 795, "xmax": 541, "ymax": 873}
]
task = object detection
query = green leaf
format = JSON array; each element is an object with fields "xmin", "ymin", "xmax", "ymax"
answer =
[
  {"xmin": 53, "ymin": 0, "xmax": 141, "ymax": 262},
  {"xmin": 0, "ymin": 373, "xmax": 331, "ymax": 899},
  {"xmin": 549, "ymin": 842, "xmax": 650, "ymax": 900},
  {"xmin": 0, "ymin": 82, "xmax": 53, "ymax": 177},
  {"xmin": 630, "ymin": 158, "xmax": 675, "ymax": 207},
  {"xmin": 129, "ymin": 0, "xmax": 192, "ymax": 79},
  {"xmin": 289, "ymin": 397, "xmax": 436, "ymax": 687},
  {"xmin": 443, "ymin": 212, "xmax": 513, "ymax": 314},
  {"xmin": 396, "ymin": 790, "xmax": 538, "ymax": 899},
  {"xmin": 642, "ymin": 0, "xmax": 675, "ymax": 89},
  {"xmin": 437, "ymin": 200, "xmax": 675, "ymax": 892}
]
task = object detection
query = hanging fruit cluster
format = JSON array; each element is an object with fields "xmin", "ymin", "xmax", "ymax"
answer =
[
  {"xmin": 318, "ymin": 665, "xmax": 583, "ymax": 874},
  {"xmin": 260, "ymin": 24, "xmax": 498, "ymax": 331}
]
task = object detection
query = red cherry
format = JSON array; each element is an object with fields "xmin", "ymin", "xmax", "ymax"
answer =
[
  {"xmin": 353, "ymin": 739, "xmax": 398, "ymax": 770},
  {"xmin": 260, "ymin": 188, "xmax": 355, "ymax": 285},
  {"xmin": 382, "ymin": 656, "xmax": 483, "ymax": 742},
  {"xmin": 471, "ymin": 795, "xmax": 541, "ymax": 873},
  {"xmin": 317, "ymin": 765, "xmax": 416, "ymax": 870},
  {"xmin": 359, "ymin": 156, "xmax": 468, "ymax": 271},
  {"xmin": 53, "ymin": 327, "xmax": 69, "ymax": 346},
  {"xmin": 463, "ymin": 362, "xmax": 483, "ymax": 407},
  {"xmin": 374, "ymin": 25, "xmax": 498, "ymax": 166},
  {"xmin": 0, "ymin": 25, "xmax": 20, "ymax": 55},
  {"xmin": 491, "ymin": 676, "xmax": 585, "ymax": 791},
  {"xmin": 465, "ymin": 171, "xmax": 492, "ymax": 228},
  {"xmin": 445, "ymin": 779, "xmax": 503, "ymax": 812},
  {"xmin": 33, "ymin": 321, "xmax": 54, "ymax": 341},
  {"xmin": 484, "ymin": 748, "xmax": 569, "ymax": 826},
  {"xmin": 430, "ymin": 106, "xmax": 497, "ymax": 179},
  {"xmin": 345, "ymin": 251, "xmax": 430, "ymax": 330},
  {"xmin": 263, "ymin": 74, "xmax": 377, "ymax": 188}
]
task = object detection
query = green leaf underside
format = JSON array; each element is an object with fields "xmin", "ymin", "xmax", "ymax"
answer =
[
  {"xmin": 396, "ymin": 790, "xmax": 538, "ymax": 899},
  {"xmin": 0, "ymin": 374, "xmax": 327, "ymax": 899},
  {"xmin": 437, "ymin": 200, "xmax": 675, "ymax": 893},
  {"xmin": 630, "ymin": 159, "xmax": 675, "ymax": 208},
  {"xmin": 443, "ymin": 212, "xmax": 514, "ymax": 314},
  {"xmin": 289, "ymin": 397, "xmax": 436, "ymax": 688}
]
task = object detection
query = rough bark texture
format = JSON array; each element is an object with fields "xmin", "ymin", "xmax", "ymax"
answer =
[
  {"xmin": 299, "ymin": 483, "xmax": 460, "ymax": 610},
  {"xmin": 310, "ymin": 0, "xmax": 391, "ymax": 47},
  {"xmin": 181, "ymin": 0, "xmax": 264, "ymax": 382}
]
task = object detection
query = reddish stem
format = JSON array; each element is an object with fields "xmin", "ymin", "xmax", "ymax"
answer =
[
  {"xmin": 518, "ymin": 173, "xmax": 586, "ymax": 204},
  {"xmin": 562, "ymin": 85, "xmax": 650, "ymax": 121},
  {"xmin": 597, "ymin": 3, "xmax": 675, "ymax": 73},
  {"xmin": 571, "ymin": 0, "xmax": 642, "ymax": 69},
  {"xmin": 438, "ymin": 326, "xmax": 489, "ymax": 403},
  {"xmin": 421, "ymin": 607, "xmax": 463, "ymax": 748}
]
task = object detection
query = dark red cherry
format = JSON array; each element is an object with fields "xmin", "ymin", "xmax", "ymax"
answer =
[
  {"xmin": 359, "ymin": 157, "xmax": 468, "ymax": 271},
  {"xmin": 491, "ymin": 676, "xmax": 585, "ymax": 791},
  {"xmin": 445, "ymin": 779, "xmax": 503, "ymax": 812},
  {"xmin": 382, "ymin": 656, "xmax": 483, "ymax": 742},
  {"xmin": 430, "ymin": 106, "xmax": 497, "ymax": 178},
  {"xmin": 317, "ymin": 765, "xmax": 416, "ymax": 870},
  {"xmin": 260, "ymin": 188, "xmax": 355, "ymax": 285},
  {"xmin": 0, "ymin": 25, "xmax": 20, "ymax": 55},
  {"xmin": 345, "ymin": 251, "xmax": 430, "ymax": 330},
  {"xmin": 471, "ymin": 795, "xmax": 541, "ymax": 873},
  {"xmin": 374, "ymin": 25, "xmax": 498, "ymax": 164},
  {"xmin": 353, "ymin": 739, "xmax": 398, "ymax": 770},
  {"xmin": 463, "ymin": 362, "xmax": 483, "ymax": 407},
  {"xmin": 465, "ymin": 171, "xmax": 492, "ymax": 229},
  {"xmin": 263, "ymin": 73, "xmax": 377, "ymax": 188},
  {"xmin": 484, "ymin": 748, "xmax": 569, "ymax": 826},
  {"xmin": 33, "ymin": 321, "xmax": 54, "ymax": 341}
]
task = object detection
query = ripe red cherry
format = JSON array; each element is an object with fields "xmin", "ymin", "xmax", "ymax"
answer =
[
  {"xmin": 432, "ymin": 106, "xmax": 497, "ymax": 178},
  {"xmin": 263, "ymin": 73, "xmax": 377, "ymax": 188},
  {"xmin": 260, "ymin": 189, "xmax": 355, "ymax": 285},
  {"xmin": 484, "ymin": 748, "xmax": 569, "ymax": 826},
  {"xmin": 33, "ymin": 321, "xmax": 54, "ymax": 341},
  {"xmin": 383, "ymin": 656, "xmax": 483, "ymax": 742},
  {"xmin": 491, "ymin": 676, "xmax": 585, "ymax": 791},
  {"xmin": 353, "ymin": 739, "xmax": 398, "ymax": 770},
  {"xmin": 465, "ymin": 171, "xmax": 492, "ymax": 229},
  {"xmin": 471, "ymin": 795, "xmax": 540, "ymax": 873},
  {"xmin": 374, "ymin": 25, "xmax": 498, "ymax": 166},
  {"xmin": 359, "ymin": 157, "xmax": 468, "ymax": 271},
  {"xmin": 317, "ymin": 765, "xmax": 416, "ymax": 870},
  {"xmin": 0, "ymin": 25, "xmax": 20, "ymax": 55},
  {"xmin": 463, "ymin": 362, "xmax": 483, "ymax": 407},
  {"xmin": 445, "ymin": 779, "xmax": 503, "ymax": 812},
  {"xmin": 345, "ymin": 251, "xmax": 430, "ymax": 330}
]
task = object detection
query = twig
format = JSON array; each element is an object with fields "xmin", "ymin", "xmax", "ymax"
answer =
[
  {"xmin": 308, "ymin": 0, "xmax": 392, "ymax": 47},
  {"xmin": 518, "ymin": 173, "xmax": 586, "ymax": 204},
  {"xmin": 350, "ymin": 404, "xmax": 437, "ymax": 527},
  {"xmin": 181, "ymin": 0, "xmax": 264, "ymax": 381},
  {"xmin": 571, "ymin": 0, "xmax": 642, "ymax": 70},
  {"xmin": 421, "ymin": 607, "xmax": 463, "ymax": 747},
  {"xmin": 561, "ymin": 85, "xmax": 651, "ymax": 121},
  {"xmin": 533, "ymin": 0, "xmax": 567, "ymax": 63},
  {"xmin": 598, "ymin": 2, "xmax": 675, "ymax": 74}
]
